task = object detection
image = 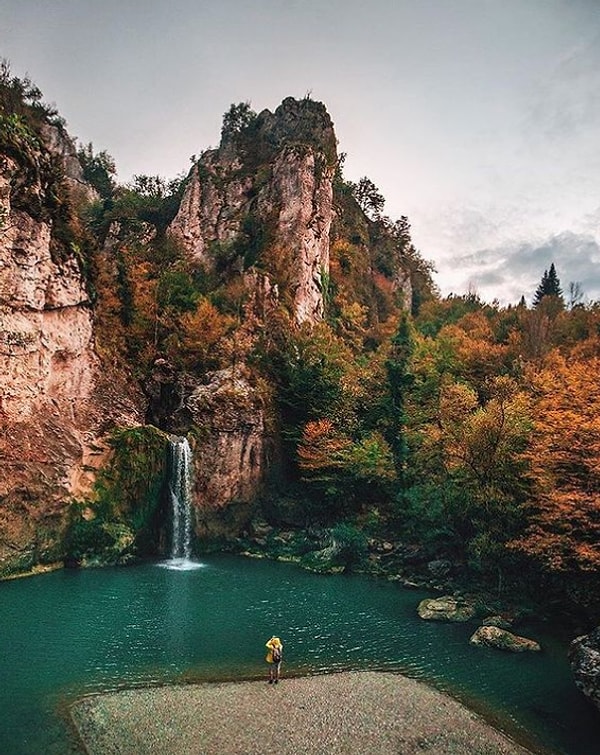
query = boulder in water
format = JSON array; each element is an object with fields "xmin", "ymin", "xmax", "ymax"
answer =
[
  {"xmin": 569, "ymin": 628, "xmax": 600, "ymax": 712},
  {"xmin": 470, "ymin": 625, "xmax": 541, "ymax": 652},
  {"xmin": 417, "ymin": 595, "xmax": 476, "ymax": 622}
]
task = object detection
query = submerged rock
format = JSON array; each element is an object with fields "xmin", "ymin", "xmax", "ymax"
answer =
[
  {"xmin": 417, "ymin": 595, "xmax": 476, "ymax": 622},
  {"xmin": 470, "ymin": 625, "xmax": 541, "ymax": 653},
  {"xmin": 569, "ymin": 628, "xmax": 600, "ymax": 712}
]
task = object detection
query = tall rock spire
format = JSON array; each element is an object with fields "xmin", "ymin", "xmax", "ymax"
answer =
[{"xmin": 168, "ymin": 97, "xmax": 337, "ymax": 325}]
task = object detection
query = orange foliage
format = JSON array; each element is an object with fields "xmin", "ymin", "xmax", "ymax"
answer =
[
  {"xmin": 177, "ymin": 298, "xmax": 235, "ymax": 369},
  {"xmin": 297, "ymin": 419, "xmax": 352, "ymax": 473},
  {"xmin": 438, "ymin": 311, "xmax": 508, "ymax": 388},
  {"xmin": 92, "ymin": 246, "xmax": 142, "ymax": 363},
  {"xmin": 510, "ymin": 352, "xmax": 600, "ymax": 571}
]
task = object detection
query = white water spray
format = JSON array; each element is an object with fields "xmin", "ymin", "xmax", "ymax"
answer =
[{"xmin": 161, "ymin": 437, "xmax": 204, "ymax": 570}]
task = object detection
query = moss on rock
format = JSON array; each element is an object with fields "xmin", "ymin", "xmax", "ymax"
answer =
[{"xmin": 64, "ymin": 425, "xmax": 170, "ymax": 566}]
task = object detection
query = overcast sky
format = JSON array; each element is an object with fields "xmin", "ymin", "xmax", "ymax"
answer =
[{"xmin": 2, "ymin": 0, "xmax": 599, "ymax": 305}]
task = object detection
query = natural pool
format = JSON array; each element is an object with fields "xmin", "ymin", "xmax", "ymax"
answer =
[{"xmin": 1, "ymin": 554, "xmax": 598, "ymax": 754}]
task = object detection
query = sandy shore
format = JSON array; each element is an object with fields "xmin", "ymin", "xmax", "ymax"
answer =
[{"xmin": 70, "ymin": 671, "xmax": 534, "ymax": 755}]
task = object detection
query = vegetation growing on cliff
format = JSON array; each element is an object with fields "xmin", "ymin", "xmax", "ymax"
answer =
[
  {"xmin": 64, "ymin": 426, "xmax": 169, "ymax": 565},
  {"xmin": 0, "ymin": 60, "xmax": 97, "ymax": 275}
]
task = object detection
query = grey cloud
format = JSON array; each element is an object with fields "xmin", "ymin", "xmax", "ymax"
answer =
[{"xmin": 448, "ymin": 231, "xmax": 600, "ymax": 305}]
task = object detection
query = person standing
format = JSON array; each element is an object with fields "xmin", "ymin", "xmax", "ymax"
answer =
[{"xmin": 265, "ymin": 635, "xmax": 283, "ymax": 684}]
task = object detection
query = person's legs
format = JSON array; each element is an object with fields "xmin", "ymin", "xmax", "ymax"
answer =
[{"xmin": 274, "ymin": 661, "xmax": 281, "ymax": 683}]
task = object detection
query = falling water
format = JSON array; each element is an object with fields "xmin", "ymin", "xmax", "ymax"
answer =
[{"xmin": 162, "ymin": 437, "xmax": 204, "ymax": 570}]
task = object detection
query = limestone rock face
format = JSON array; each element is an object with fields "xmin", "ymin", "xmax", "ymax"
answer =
[
  {"xmin": 569, "ymin": 628, "xmax": 600, "ymax": 712},
  {"xmin": 395, "ymin": 266, "xmax": 413, "ymax": 310},
  {"xmin": 0, "ymin": 150, "xmax": 143, "ymax": 577},
  {"xmin": 169, "ymin": 97, "xmax": 336, "ymax": 325},
  {"xmin": 167, "ymin": 153, "xmax": 251, "ymax": 264},
  {"xmin": 186, "ymin": 368, "xmax": 272, "ymax": 536},
  {"xmin": 145, "ymin": 363, "xmax": 274, "ymax": 538},
  {"xmin": 470, "ymin": 626, "xmax": 541, "ymax": 653},
  {"xmin": 261, "ymin": 144, "xmax": 333, "ymax": 323},
  {"xmin": 417, "ymin": 595, "xmax": 477, "ymax": 622},
  {"xmin": 39, "ymin": 123, "xmax": 98, "ymax": 207}
]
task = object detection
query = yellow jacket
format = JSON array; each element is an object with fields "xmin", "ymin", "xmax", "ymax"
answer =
[{"xmin": 265, "ymin": 636, "xmax": 283, "ymax": 663}]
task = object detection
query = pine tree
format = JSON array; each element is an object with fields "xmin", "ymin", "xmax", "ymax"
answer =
[
  {"xmin": 533, "ymin": 263, "xmax": 564, "ymax": 307},
  {"xmin": 384, "ymin": 312, "xmax": 414, "ymax": 480}
]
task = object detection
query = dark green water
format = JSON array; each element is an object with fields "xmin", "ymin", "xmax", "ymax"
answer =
[{"xmin": 0, "ymin": 555, "xmax": 598, "ymax": 754}]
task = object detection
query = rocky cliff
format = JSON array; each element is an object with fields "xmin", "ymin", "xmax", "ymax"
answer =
[
  {"xmin": 144, "ymin": 359, "xmax": 274, "ymax": 540},
  {"xmin": 169, "ymin": 97, "xmax": 337, "ymax": 325},
  {"xmin": 0, "ymin": 120, "xmax": 143, "ymax": 576},
  {"xmin": 1, "ymin": 84, "xmax": 424, "ymax": 575}
]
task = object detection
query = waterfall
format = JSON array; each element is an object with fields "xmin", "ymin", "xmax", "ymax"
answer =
[
  {"xmin": 161, "ymin": 437, "xmax": 204, "ymax": 570},
  {"xmin": 169, "ymin": 437, "xmax": 193, "ymax": 560}
]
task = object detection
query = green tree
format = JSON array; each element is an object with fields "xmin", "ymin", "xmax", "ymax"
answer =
[
  {"xmin": 274, "ymin": 324, "xmax": 351, "ymax": 447},
  {"xmin": 104, "ymin": 174, "xmax": 186, "ymax": 233},
  {"xmin": 384, "ymin": 313, "xmax": 414, "ymax": 480},
  {"xmin": 221, "ymin": 101, "xmax": 257, "ymax": 141},
  {"xmin": 533, "ymin": 263, "xmax": 564, "ymax": 308},
  {"xmin": 77, "ymin": 142, "xmax": 116, "ymax": 199},
  {"xmin": 352, "ymin": 177, "xmax": 385, "ymax": 219}
]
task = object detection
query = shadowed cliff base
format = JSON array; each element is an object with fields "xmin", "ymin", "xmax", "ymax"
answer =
[{"xmin": 70, "ymin": 671, "xmax": 534, "ymax": 755}]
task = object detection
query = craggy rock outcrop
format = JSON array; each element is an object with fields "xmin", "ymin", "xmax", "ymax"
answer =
[
  {"xmin": 395, "ymin": 266, "xmax": 413, "ymax": 311},
  {"xmin": 417, "ymin": 595, "xmax": 477, "ymax": 622},
  {"xmin": 0, "ymin": 146, "xmax": 143, "ymax": 577},
  {"xmin": 145, "ymin": 363, "xmax": 274, "ymax": 538},
  {"xmin": 470, "ymin": 626, "xmax": 541, "ymax": 653},
  {"xmin": 187, "ymin": 367, "xmax": 273, "ymax": 537},
  {"xmin": 169, "ymin": 98, "xmax": 336, "ymax": 325},
  {"xmin": 570, "ymin": 628, "xmax": 600, "ymax": 712},
  {"xmin": 39, "ymin": 123, "xmax": 98, "ymax": 208}
]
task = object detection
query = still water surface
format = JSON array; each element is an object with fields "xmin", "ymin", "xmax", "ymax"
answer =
[{"xmin": 1, "ymin": 554, "xmax": 598, "ymax": 754}]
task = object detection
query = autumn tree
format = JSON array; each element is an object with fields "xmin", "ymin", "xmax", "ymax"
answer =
[
  {"xmin": 297, "ymin": 419, "xmax": 395, "ymax": 517},
  {"xmin": 174, "ymin": 298, "xmax": 235, "ymax": 372},
  {"xmin": 432, "ymin": 376, "xmax": 531, "ymax": 491},
  {"xmin": 435, "ymin": 310, "xmax": 509, "ymax": 392},
  {"xmin": 297, "ymin": 419, "xmax": 352, "ymax": 476},
  {"xmin": 510, "ymin": 353, "xmax": 600, "ymax": 573},
  {"xmin": 402, "ymin": 375, "xmax": 531, "ymax": 572}
]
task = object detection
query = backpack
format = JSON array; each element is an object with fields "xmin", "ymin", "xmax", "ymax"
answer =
[{"xmin": 272, "ymin": 646, "xmax": 282, "ymax": 663}]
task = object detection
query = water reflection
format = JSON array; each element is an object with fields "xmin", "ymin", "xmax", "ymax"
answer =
[{"xmin": 157, "ymin": 558, "xmax": 206, "ymax": 571}]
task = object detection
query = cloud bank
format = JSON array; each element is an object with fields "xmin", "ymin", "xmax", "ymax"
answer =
[{"xmin": 444, "ymin": 231, "xmax": 600, "ymax": 305}]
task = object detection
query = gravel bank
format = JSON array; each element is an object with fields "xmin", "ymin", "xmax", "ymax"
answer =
[{"xmin": 70, "ymin": 672, "xmax": 533, "ymax": 755}]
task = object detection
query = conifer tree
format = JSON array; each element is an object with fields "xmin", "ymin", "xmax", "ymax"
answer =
[
  {"xmin": 533, "ymin": 263, "xmax": 563, "ymax": 307},
  {"xmin": 385, "ymin": 312, "xmax": 414, "ymax": 480}
]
